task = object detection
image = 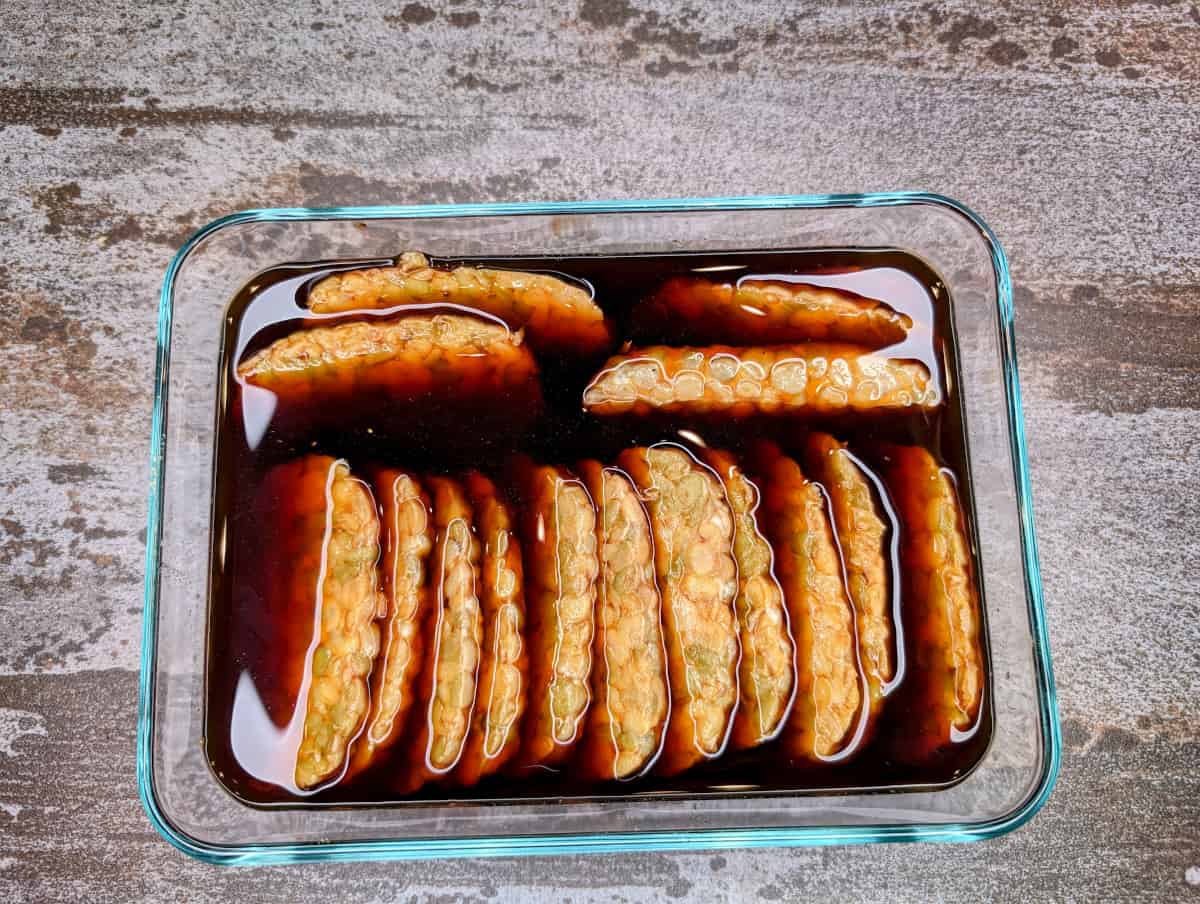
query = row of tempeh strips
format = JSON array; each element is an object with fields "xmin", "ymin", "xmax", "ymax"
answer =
[
  {"xmin": 272, "ymin": 438, "xmax": 984, "ymax": 793},
  {"xmin": 238, "ymin": 261, "xmax": 939, "ymax": 422}
]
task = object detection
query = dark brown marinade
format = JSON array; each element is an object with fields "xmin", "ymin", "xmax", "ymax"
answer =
[{"xmin": 205, "ymin": 248, "xmax": 991, "ymax": 807}]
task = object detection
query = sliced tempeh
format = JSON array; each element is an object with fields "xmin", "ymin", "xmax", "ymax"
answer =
[
  {"xmin": 245, "ymin": 456, "xmax": 382, "ymax": 791},
  {"xmin": 400, "ymin": 477, "xmax": 483, "ymax": 791},
  {"xmin": 618, "ymin": 445, "xmax": 739, "ymax": 775},
  {"xmin": 455, "ymin": 471, "xmax": 529, "ymax": 786},
  {"xmin": 748, "ymin": 442, "xmax": 863, "ymax": 762},
  {"xmin": 700, "ymin": 448, "xmax": 796, "ymax": 750},
  {"xmin": 510, "ymin": 460, "xmax": 600, "ymax": 770},
  {"xmin": 348, "ymin": 469, "xmax": 433, "ymax": 780},
  {"xmin": 635, "ymin": 275, "xmax": 911, "ymax": 347},
  {"xmin": 876, "ymin": 444, "xmax": 984, "ymax": 761},
  {"xmin": 802, "ymin": 433, "xmax": 894, "ymax": 727},
  {"xmin": 308, "ymin": 251, "xmax": 613, "ymax": 355},
  {"xmin": 576, "ymin": 460, "xmax": 670, "ymax": 781},
  {"xmin": 583, "ymin": 344, "xmax": 938, "ymax": 418},
  {"xmin": 237, "ymin": 313, "xmax": 541, "ymax": 412}
]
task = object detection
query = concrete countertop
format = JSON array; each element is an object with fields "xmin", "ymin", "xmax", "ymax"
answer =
[{"xmin": 1, "ymin": 1, "xmax": 1196, "ymax": 901}]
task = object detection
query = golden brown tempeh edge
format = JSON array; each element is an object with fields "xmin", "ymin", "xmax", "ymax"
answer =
[
  {"xmin": 399, "ymin": 477, "xmax": 483, "ymax": 792},
  {"xmin": 348, "ymin": 468, "xmax": 433, "ymax": 780},
  {"xmin": 576, "ymin": 460, "xmax": 670, "ymax": 781},
  {"xmin": 636, "ymin": 276, "xmax": 911, "ymax": 347},
  {"xmin": 583, "ymin": 344, "xmax": 939, "ymax": 418},
  {"xmin": 876, "ymin": 444, "xmax": 985, "ymax": 762},
  {"xmin": 746, "ymin": 441, "xmax": 864, "ymax": 763},
  {"xmin": 699, "ymin": 448, "xmax": 797, "ymax": 750},
  {"xmin": 802, "ymin": 433, "xmax": 895, "ymax": 729},
  {"xmin": 618, "ymin": 445, "xmax": 740, "ymax": 776},
  {"xmin": 307, "ymin": 252, "xmax": 613, "ymax": 355},
  {"xmin": 455, "ymin": 471, "xmax": 529, "ymax": 786},
  {"xmin": 281, "ymin": 457, "xmax": 382, "ymax": 790},
  {"xmin": 236, "ymin": 314, "xmax": 542, "ymax": 416},
  {"xmin": 509, "ymin": 460, "xmax": 599, "ymax": 771}
]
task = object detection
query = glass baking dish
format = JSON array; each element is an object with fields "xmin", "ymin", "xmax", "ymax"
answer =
[{"xmin": 138, "ymin": 193, "xmax": 1059, "ymax": 865}]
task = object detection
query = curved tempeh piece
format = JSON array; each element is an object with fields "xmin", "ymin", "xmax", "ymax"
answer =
[
  {"xmin": 583, "ymin": 344, "xmax": 938, "ymax": 418},
  {"xmin": 400, "ymin": 477, "xmax": 483, "ymax": 792},
  {"xmin": 618, "ymin": 445, "xmax": 739, "ymax": 775},
  {"xmin": 576, "ymin": 460, "xmax": 670, "ymax": 781},
  {"xmin": 308, "ymin": 252, "xmax": 613, "ymax": 356},
  {"xmin": 635, "ymin": 275, "xmax": 911, "ymax": 347},
  {"xmin": 455, "ymin": 471, "xmax": 529, "ymax": 786},
  {"xmin": 348, "ymin": 469, "xmax": 433, "ymax": 781},
  {"xmin": 802, "ymin": 433, "xmax": 895, "ymax": 729},
  {"xmin": 700, "ymin": 448, "xmax": 796, "ymax": 750},
  {"xmin": 747, "ymin": 442, "xmax": 863, "ymax": 763},
  {"xmin": 237, "ymin": 313, "xmax": 542, "ymax": 415},
  {"xmin": 509, "ymin": 460, "xmax": 600, "ymax": 771},
  {"xmin": 876, "ymin": 444, "xmax": 984, "ymax": 762}
]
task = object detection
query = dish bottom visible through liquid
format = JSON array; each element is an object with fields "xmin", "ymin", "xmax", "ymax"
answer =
[{"xmin": 205, "ymin": 248, "xmax": 992, "ymax": 807}]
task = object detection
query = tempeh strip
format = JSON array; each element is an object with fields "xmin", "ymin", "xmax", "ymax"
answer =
[
  {"xmin": 237, "ymin": 313, "xmax": 541, "ymax": 410},
  {"xmin": 576, "ymin": 460, "xmax": 670, "ymax": 781},
  {"xmin": 583, "ymin": 344, "xmax": 939, "ymax": 418},
  {"xmin": 455, "ymin": 472, "xmax": 529, "ymax": 786},
  {"xmin": 700, "ymin": 449, "xmax": 796, "ymax": 750},
  {"xmin": 619, "ymin": 445, "xmax": 739, "ymax": 775},
  {"xmin": 876, "ymin": 444, "xmax": 984, "ymax": 761},
  {"xmin": 247, "ymin": 456, "xmax": 382, "ymax": 790},
  {"xmin": 401, "ymin": 477, "xmax": 483, "ymax": 791},
  {"xmin": 348, "ymin": 469, "xmax": 432, "ymax": 779},
  {"xmin": 510, "ymin": 461, "xmax": 599, "ymax": 770},
  {"xmin": 636, "ymin": 275, "xmax": 911, "ymax": 347},
  {"xmin": 308, "ymin": 251, "xmax": 613, "ymax": 356},
  {"xmin": 748, "ymin": 442, "xmax": 862, "ymax": 762},
  {"xmin": 802, "ymin": 433, "xmax": 894, "ymax": 726}
]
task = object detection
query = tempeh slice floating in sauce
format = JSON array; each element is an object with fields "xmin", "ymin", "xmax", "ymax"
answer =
[
  {"xmin": 747, "ymin": 442, "xmax": 863, "ymax": 763},
  {"xmin": 802, "ymin": 433, "xmax": 895, "ymax": 728},
  {"xmin": 347, "ymin": 469, "xmax": 432, "ymax": 780},
  {"xmin": 455, "ymin": 472, "xmax": 529, "ymax": 786},
  {"xmin": 576, "ymin": 460, "xmax": 670, "ymax": 781},
  {"xmin": 618, "ymin": 445, "xmax": 739, "ymax": 776},
  {"xmin": 583, "ymin": 344, "xmax": 939, "ymax": 418},
  {"xmin": 247, "ymin": 456, "xmax": 382, "ymax": 791},
  {"xmin": 700, "ymin": 448, "xmax": 796, "ymax": 750},
  {"xmin": 509, "ymin": 460, "xmax": 600, "ymax": 770},
  {"xmin": 236, "ymin": 313, "xmax": 541, "ymax": 416},
  {"xmin": 635, "ymin": 275, "xmax": 911, "ymax": 348},
  {"xmin": 400, "ymin": 477, "xmax": 483, "ymax": 792},
  {"xmin": 307, "ymin": 252, "xmax": 613, "ymax": 356},
  {"xmin": 875, "ymin": 444, "xmax": 984, "ymax": 762}
]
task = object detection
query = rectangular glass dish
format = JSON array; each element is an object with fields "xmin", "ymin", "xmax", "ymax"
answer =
[{"xmin": 139, "ymin": 193, "xmax": 1059, "ymax": 864}]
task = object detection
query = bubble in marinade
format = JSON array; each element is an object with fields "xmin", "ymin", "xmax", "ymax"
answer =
[
  {"xmin": 802, "ymin": 433, "xmax": 895, "ymax": 728},
  {"xmin": 347, "ymin": 469, "xmax": 432, "ymax": 780},
  {"xmin": 243, "ymin": 456, "xmax": 382, "ymax": 791},
  {"xmin": 699, "ymin": 448, "xmax": 797, "ymax": 751},
  {"xmin": 582, "ymin": 344, "xmax": 939, "ymax": 418},
  {"xmin": 509, "ymin": 460, "xmax": 600, "ymax": 771},
  {"xmin": 576, "ymin": 460, "xmax": 670, "ymax": 781},
  {"xmin": 400, "ymin": 477, "xmax": 483, "ymax": 792},
  {"xmin": 747, "ymin": 442, "xmax": 863, "ymax": 763},
  {"xmin": 634, "ymin": 275, "xmax": 911, "ymax": 347},
  {"xmin": 875, "ymin": 444, "xmax": 984, "ymax": 762},
  {"xmin": 307, "ymin": 251, "xmax": 613, "ymax": 356},
  {"xmin": 618, "ymin": 445, "xmax": 740, "ymax": 776},
  {"xmin": 454, "ymin": 471, "xmax": 529, "ymax": 786},
  {"xmin": 236, "ymin": 313, "xmax": 542, "ymax": 425}
]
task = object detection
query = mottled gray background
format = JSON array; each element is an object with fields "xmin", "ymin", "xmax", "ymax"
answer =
[{"xmin": 1, "ymin": 1, "xmax": 1197, "ymax": 901}]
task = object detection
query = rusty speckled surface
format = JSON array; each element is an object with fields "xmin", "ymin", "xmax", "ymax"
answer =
[{"xmin": 1, "ymin": 0, "xmax": 1198, "ymax": 901}]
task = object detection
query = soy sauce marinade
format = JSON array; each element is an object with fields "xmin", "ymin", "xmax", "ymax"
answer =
[{"xmin": 205, "ymin": 248, "xmax": 992, "ymax": 807}]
